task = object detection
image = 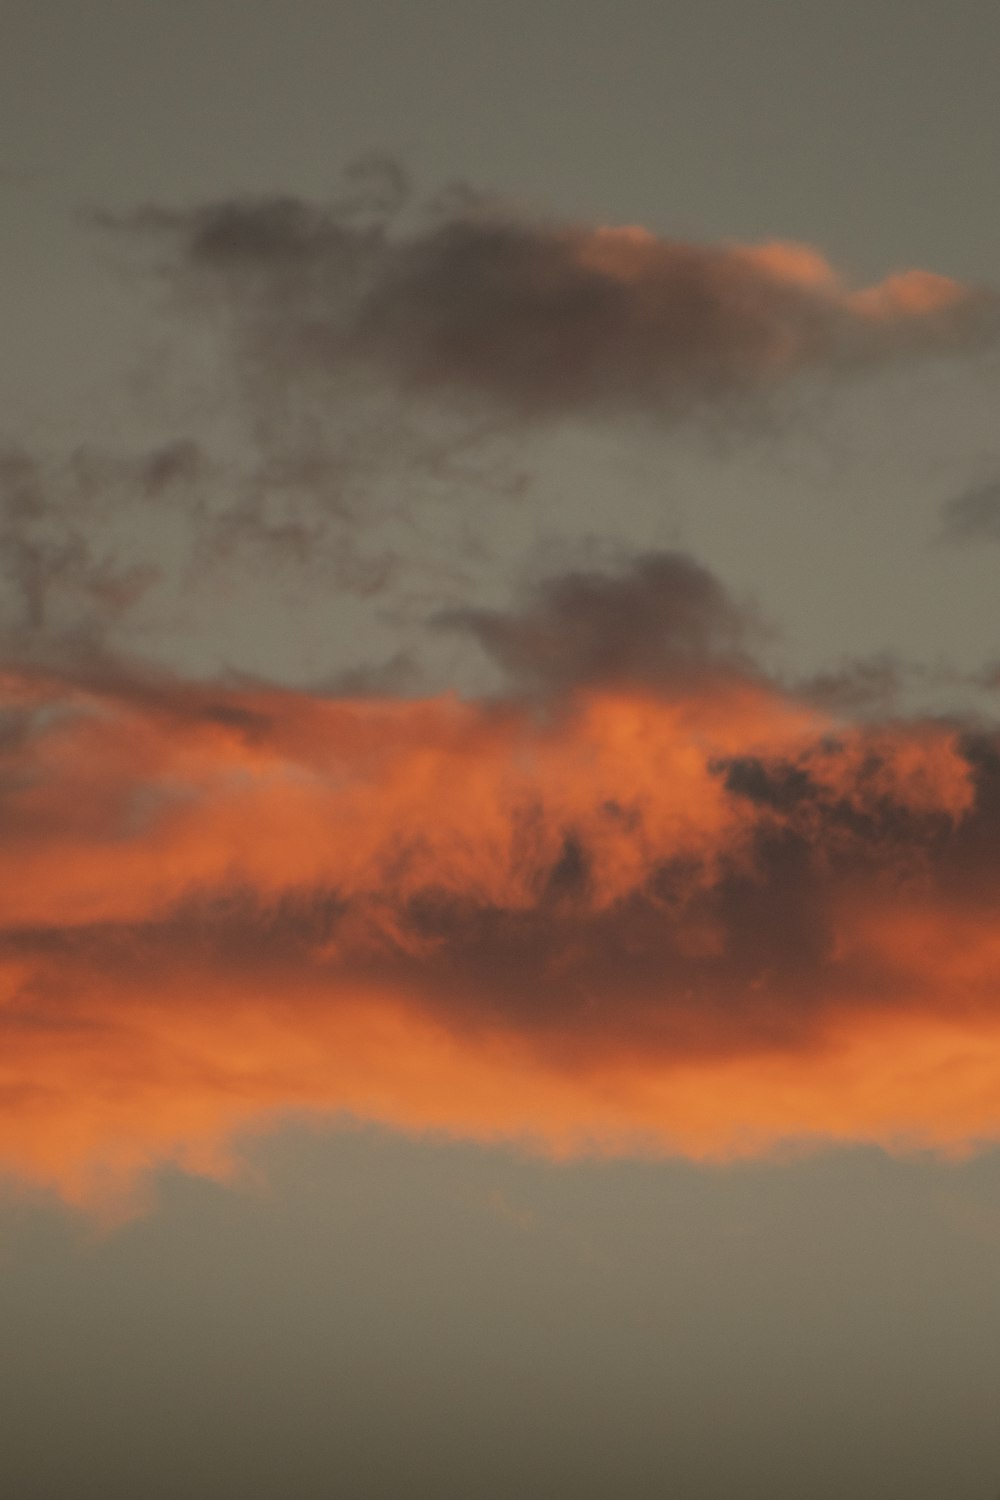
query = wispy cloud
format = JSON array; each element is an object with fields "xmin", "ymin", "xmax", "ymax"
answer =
[{"xmin": 0, "ymin": 446, "xmax": 159, "ymax": 650}]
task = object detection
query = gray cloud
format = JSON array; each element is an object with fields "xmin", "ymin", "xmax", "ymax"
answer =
[
  {"xmin": 433, "ymin": 550, "xmax": 764, "ymax": 696},
  {"xmin": 97, "ymin": 180, "xmax": 999, "ymax": 430}
]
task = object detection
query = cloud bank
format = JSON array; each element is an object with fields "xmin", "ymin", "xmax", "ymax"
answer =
[{"xmin": 3, "ymin": 553, "xmax": 1000, "ymax": 1207}]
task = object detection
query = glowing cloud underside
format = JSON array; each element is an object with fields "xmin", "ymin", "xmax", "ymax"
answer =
[{"xmin": 3, "ymin": 655, "xmax": 1000, "ymax": 1206}]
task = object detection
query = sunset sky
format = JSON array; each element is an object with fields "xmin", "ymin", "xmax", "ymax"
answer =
[{"xmin": 4, "ymin": 3, "xmax": 1000, "ymax": 1497}]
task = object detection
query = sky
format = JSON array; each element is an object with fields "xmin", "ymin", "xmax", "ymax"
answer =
[{"xmin": 3, "ymin": 3, "xmax": 1000, "ymax": 1497}]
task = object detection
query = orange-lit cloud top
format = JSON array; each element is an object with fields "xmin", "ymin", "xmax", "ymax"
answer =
[
  {"xmin": 105, "ymin": 188, "xmax": 997, "ymax": 425},
  {"xmin": 4, "ymin": 552, "xmax": 1000, "ymax": 1205}
]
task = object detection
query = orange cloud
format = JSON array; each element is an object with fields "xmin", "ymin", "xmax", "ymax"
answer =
[
  {"xmin": 847, "ymin": 268, "xmax": 967, "ymax": 320},
  {"xmin": 2, "ymin": 647, "xmax": 1000, "ymax": 1210}
]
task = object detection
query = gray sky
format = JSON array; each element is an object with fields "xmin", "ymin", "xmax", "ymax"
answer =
[
  {"xmin": 5, "ymin": 1131, "xmax": 1000, "ymax": 1500},
  {"xmin": 5, "ymin": 0, "xmax": 1000, "ymax": 276},
  {"xmin": 3, "ymin": 4, "xmax": 1000, "ymax": 1498}
]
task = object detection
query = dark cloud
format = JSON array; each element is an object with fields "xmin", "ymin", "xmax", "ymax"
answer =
[
  {"xmin": 433, "ymin": 550, "xmax": 763, "ymax": 695},
  {"xmin": 98, "ymin": 181, "xmax": 999, "ymax": 429}
]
